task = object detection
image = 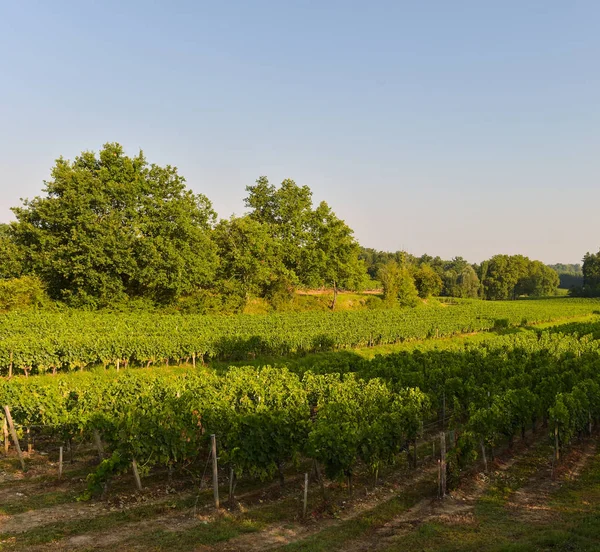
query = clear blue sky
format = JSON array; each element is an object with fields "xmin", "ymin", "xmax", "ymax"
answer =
[{"xmin": 1, "ymin": 1, "xmax": 598, "ymax": 264}]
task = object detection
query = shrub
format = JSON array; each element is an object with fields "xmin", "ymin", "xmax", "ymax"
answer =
[{"xmin": 0, "ymin": 276, "xmax": 49, "ymax": 312}]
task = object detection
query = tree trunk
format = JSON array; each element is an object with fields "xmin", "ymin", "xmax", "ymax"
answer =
[{"xmin": 330, "ymin": 282, "xmax": 338, "ymax": 311}]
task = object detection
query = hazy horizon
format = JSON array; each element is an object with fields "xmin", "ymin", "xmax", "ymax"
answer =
[{"xmin": 1, "ymin": 1, "xmax": 598, "ymax": 265}]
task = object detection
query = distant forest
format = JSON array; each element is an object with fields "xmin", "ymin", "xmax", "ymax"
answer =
[
  {"xmin": 547, "ymin": 264, "xmax": 583, "ymax": 289},
  {"xmin": 0, "ymin": 143, "xmax": 597, "ymax": 313}
]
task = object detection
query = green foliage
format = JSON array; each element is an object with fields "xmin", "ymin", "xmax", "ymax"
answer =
[
  {"xmin": 81, "ymin": 451, "xmax": 129, "ymax": 500},
  {"xmin": 213, "ymin": 216, "xmax": 292, "ymax": 305},
  {"xmin": 0, "ymin": 276, "xmax": 49, "ymax": 312},
  {"xmin": 11, "ymin": 143, "xmax": 218, "ymax": 307},
  {"xmin": 0, "ymin": 367, "xmax": 429, "ymax": 493},
  {"xmin": 397, "ymin": 267, "xmax": 420, "ymax": 307},
  {"xmin": 308, "ymin": 376, "xmax": 428, "ymax": 479},
  {"xmin": 579, "ymin": 250, "xmax": 600, "ymax": 297},
  {"xmin": 365, "ymin": 295, "xmax": 384, "ymax": 310},
  {"xmin": 0, "ymin": 224, "xmax": 24, "ymax": 279},
  {"xmin": 3, "ymin": 314, "xmax": 600, "ymax": 497},
  {"xmin": 548, "ymin": 263, "xmax": 583, "ymax": 289},
  {"xmin": 413, "ymin": 264, "xmax": 442, "ymax": 299},
  {"xmin": 378, "ymin": 261, "xmax": 419, "ymax": 307},
  {"xmin": 244, "ymin": 177, "xmax": 368, "ymax": 297},
  {"xmin": 480, "ymin": 254, "xmax": 560, "ymax": 300},
  {"xmin": 450, "ymin": 265, "xmax": 480, "ymax": 299},
  {"xmin": 0, "ymin": 298, "xmax": 598, "ymax": 375}
]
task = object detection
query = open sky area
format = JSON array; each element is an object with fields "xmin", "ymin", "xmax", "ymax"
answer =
[{"xmin": 1, "ymin": 0, "xmax": 598, "ymax": 264}]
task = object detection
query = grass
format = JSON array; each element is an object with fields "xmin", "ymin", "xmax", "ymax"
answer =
[
  {"xmin": 0, "ymin": 489, "xmax": 80, "ymax": 515},
  {"xmin": 242, "ymin": 291, "xmax": 380, "ymax": 315},
  {"xmin": 275, "ymin": 476, "xmax": 437, "ymax": 552},
  {"xmin": 376, "ymin": 441, "xmax": 600, "ymax": 552},
  {"xmin": 114, "ymin": 517, "xmax": 263, "ymax": 551}
]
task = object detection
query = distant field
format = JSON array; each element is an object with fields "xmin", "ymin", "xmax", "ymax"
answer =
[{"xmin": 1, "ymin": 297, "xmax": 600, "ymax": 376}]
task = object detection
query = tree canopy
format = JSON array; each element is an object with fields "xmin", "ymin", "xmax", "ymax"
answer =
[
  {"xmin": 0, "ymin": 142, "xmax": 579, "ymax": 312},
  {"xmin": 579, "ymin": 251, "xmax": 600, "ymax": 296},
  {"xmin": 244, "ymin": 177, "xmax": 367, "ymax": 306},
  {"xmin": 10, "ymin": 143, "xmax": 218, "ymax": 307},
  {"xmin": 479, "ymin": 255, "xmax": 559, "ymax": 300}
]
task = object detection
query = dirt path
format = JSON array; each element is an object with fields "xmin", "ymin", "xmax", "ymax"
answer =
[
  {"xmin": 506, "ymin": 438, "xmax": 598, "ymax": 523},
  {"xmin": 3, "ymin": 434, "xmax": 596, "ymax": 552},
  {"xmin": 328, "ymin": 435, "xmax": 554, "ymax": 552},
  {"xmin": 215, "ymin": 466, "xmax": 439, "ymax": 552}
]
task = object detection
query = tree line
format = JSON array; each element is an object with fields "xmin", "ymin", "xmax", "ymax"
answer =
[
  {"xmin": 573, "ymin": 251, "xmax": 600, "ymax": 297},
  {"xmin": 0, "ymin": 143, "xmax": 572, "ymax": 311},
  {"xmin": 361, "ymin": 249, "xmax": 560, "ymax": 303}
]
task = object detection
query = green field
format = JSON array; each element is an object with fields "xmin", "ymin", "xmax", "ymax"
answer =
[
  {"xmin": 2, "ymin": 299, "xmax": 600, "ymax": 550},
  {"xmin": 1, "ymin": 297, "xmax": 600, "ymax": 376}
]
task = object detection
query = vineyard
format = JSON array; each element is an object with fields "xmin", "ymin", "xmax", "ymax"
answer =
[
  {"xmin": 2, "ymin": 314, "xmax": 600, "ymax": 497},
  {"xmin": 2, "ymin": 304, "xmax": 600, "ymax": 550},
  {"xmin": 1, "ymin": 297, "xmax": 600, "ymax": 376}
]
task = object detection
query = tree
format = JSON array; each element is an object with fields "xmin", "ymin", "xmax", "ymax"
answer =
[
  {"xmin": 213, "ymin": 215, "xmax": 292, "ymax": 304},
  {"xmin": 379, "ymin": 261, "xmax": 402, "ymax": 307},
  {"xmin": 517, "ymin": 261, "xmax": 559, "ymax": 297},
  {"xmin": 244, "ymin": 177, "xmax": 367, "ymax": 304},
  {"xmin": 456, "ymin": 265, "xmax": 480, "ymax": 298},
  {"xmin": 582, "ymin": 251, "xmax": 600, "ymax": 296},
  {"xmin": 0, "ymin": 224, "xmax": 24, "ymax": 279},
  {"xmin": 480, "ymin": 255, "xmax": 529, "ymax": 300},
  {"xmin": 359, "ymin": 248, "xmax": 417, "ymax": 281},
  {"xmin": 413, "ymin": 264, "xmax": 442, "ymax": 298},
  {"xmin": 11, "ymin": 143, "xmax": 218, "ymax": 307},
  {"xmin": 480, "ymin": 255, "xmax": 559, "ymax": 299},
  {"xmin": 245, "ymin": 177, "xmax": 313, "ymax": 274},
  {"xmin": 301, "ymin": 202, "xmax": 367, "ymax": 309},
  {"xmin": 481, "ymin": 255, "xmax": 516, "ymax": 300},
  {"xmin": 397, "ymin": 267, "xmax": 420, "ymax": 306},
  {"xmin": 378, "ymin": 261, "xmax": 419, "ymax": 307},
  {"xmin": 548, "ymin": 263, "xmax": 583, "ymax": 289}
]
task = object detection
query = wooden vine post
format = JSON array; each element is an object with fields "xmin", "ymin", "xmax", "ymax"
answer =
[
  {"xmin": 554, "ymin": 423, "xmax": 560, "ymax": 463},
  {"xmin": 93, "ymin": 430, "xmax": 104, "ymax": 460},
  {"xmin": 303, "ymin": 472, "xmax": 309, "ymax": 518},
  {"xmin": 3, "ymin": 406, "xmax": 25, "ymax": 471},
  {"xmin": 132, "ymin": 458, "xmax": 143, "ymax": 491},
  {"xmin": 480, "ymin": 439, "xmax": 488, "ymax": 473},
  {"xmin": 3, "ymin": 416, "xmax": 9, "ymax": 454},
  {"xmin": 440, "ymin": 431, "xmax": 447, "ymax": 498},
  {"xmin": 228, "ymin": 467, "xmax": 236, "ymax": 504},
  {"xmin": 211, "ymin": 434, "xmax": 219, "ymax": 509}
]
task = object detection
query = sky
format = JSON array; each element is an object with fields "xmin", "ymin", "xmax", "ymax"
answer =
[{"xmin": 1, "ymin": 1, "xmax": 598, "ymax": 264}]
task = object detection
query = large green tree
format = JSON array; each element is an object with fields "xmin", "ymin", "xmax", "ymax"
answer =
[
  {"xmin": 301, "ymin": 201, "xmax": 367, "ymax": 308},
  {"xmin": 480, "ymin": 254, "xmax": 559, "ymax": 300},
  {"xmin": 245, "ymin": 177, "xmax": 313, "ymax": 273},
  {"xmin": 213, "ymin": 215, "xmax": 293, "ymax": 303},
  {"xmin": 455, "ymin": 265, "xmax": 480, "ymax": 298},
  {"xmin": 378, "ymin": 261, "xmax": 419, "ymax": 307},
  {"xmin": 11, "ymin": 143, "xmax": 218, "ymax": 307},
  {"xmin": 481, "ymin": 255, "xmax": 528, "ymax": 300},
  {"xmin": 582, "ymin": 251, "xmax": 600, "ymax": 296},
  {"xmin": 516, "ymin": 261, "xmax": 559, "ymax": 297},
  {"xmin": 244, "ymin": 177, "xmax": 367, "ymax": 303},
  {"xmin": 413, "ymin": 264, "xmax": 443, "ymax": 299}
]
